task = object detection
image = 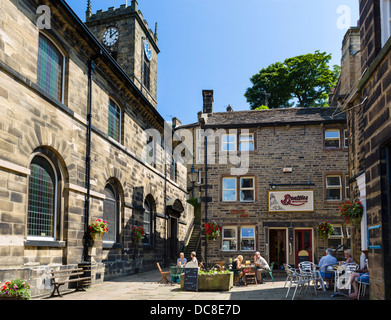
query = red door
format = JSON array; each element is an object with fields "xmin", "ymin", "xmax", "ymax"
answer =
[{"xmin": 294, "ymin": 229, "xmax": 312, "ymax": 267}]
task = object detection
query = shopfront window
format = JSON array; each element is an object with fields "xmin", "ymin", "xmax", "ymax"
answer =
[
  {"xmin": 222, "ymin": 226, "xmax": 237, "ymax": 251},
  {"xmin": 240, "ymin": 226, "xmax": 255, "ymax": 251}
]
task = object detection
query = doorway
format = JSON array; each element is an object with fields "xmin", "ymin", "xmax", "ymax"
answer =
[
  {"xmin": 269, "ymin": 229, "xmax": 287, "ymax": 270},
  {"xmin": 294, "ymin": 229, "xmax": 313, "ymax": 267},
  {"xmin": 169, "ymin": 217, "xmax": 178, "ymax": 260}
]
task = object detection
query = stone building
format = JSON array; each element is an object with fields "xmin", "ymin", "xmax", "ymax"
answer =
[
  {"xmin": 178, "ymin": 91, "xmax": 349, "ymax": 269},
  {"xmin": 0, "ymin": 0, "xmax": 192, "ymax": 298},
  {"xmin": 331, "ymin": 0, "xmax": 391, "ymax": 300}
]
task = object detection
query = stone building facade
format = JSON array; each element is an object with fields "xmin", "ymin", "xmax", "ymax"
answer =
[
  {"xmin": 0, "ymin": 0, "xmax": 192, "ymax": 298},
  {"xmin": 332, "ymin": 0, "xmax": 391, "ymax": 300},
  {"xmin": 180, "ymin": 92, "xmax": 349, "ymax": 269}
]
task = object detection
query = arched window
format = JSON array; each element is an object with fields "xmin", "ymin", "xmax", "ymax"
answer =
[
  {"xmin": 27, "ymin": 155, "xmax": 58, "ymax": 240},
  {"xmin": 143, "ymin": 200, "xmax": 153, "ymax": 245},
  {"xmin": 37, "ymin": 34, "xmax": 64, "ymax": 102},
  {"xmin": 103, "ymin": 182, "xmax": 119, "ymax": 243},
  {"xmin": 108, "ymin": 99, "xmax": 122, "ymax": 143}
]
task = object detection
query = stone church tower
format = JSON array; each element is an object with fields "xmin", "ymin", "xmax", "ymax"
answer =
[{"xmin": 85, "ymin": 0, "xmax": 159, "ymax": 108}]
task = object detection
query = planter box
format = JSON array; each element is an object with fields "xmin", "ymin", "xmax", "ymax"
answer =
[{"xmin": 180, "ymin": 272, "xmax": 233, "ymax": 291}]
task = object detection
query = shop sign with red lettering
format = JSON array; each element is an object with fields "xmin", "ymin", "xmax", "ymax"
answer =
[{"xmin": 268, "ymin": 190, "xmax": 314, "ymax": 212}]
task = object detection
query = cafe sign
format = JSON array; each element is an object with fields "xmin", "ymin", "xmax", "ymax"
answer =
[{"xmin": 268, "ymin": 190, "xmax": 314, "ymax": 212}]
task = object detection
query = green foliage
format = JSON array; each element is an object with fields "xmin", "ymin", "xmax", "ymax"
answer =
[
  {"xmin": 187, "ymin": 197, "xmax": 200, "ymax": 209},
  {"xmin": 1, "ymin": 279, "xmax": 31, "ymax": 300},
  {"xmin": 254, "ymin": 105, "xmax": 269, "ymax": 110},
  {"xmin": 245, "ymin": 51, "xmax": 341, "ymax": 109}
]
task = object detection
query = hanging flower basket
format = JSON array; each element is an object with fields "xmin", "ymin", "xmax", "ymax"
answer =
[
  {"xmin": 131, "ymin": 226, "xmax": 144, "ymax": 243},
  {"xmin": 89, "ymin": 218, "xmax": 108, "ymax": 240},
  {"xmin": 204, "ymin": 220, "xmax": 221, "ymax": 242},
  {"xmin": 339, "ymin": 200, "xmax": 363, "ymax": 225},
  {"xmin": 318, "ymin": 220, "xmax": 334, "ymax": 239}
]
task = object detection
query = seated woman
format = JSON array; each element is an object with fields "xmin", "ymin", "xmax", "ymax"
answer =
[
  {"xmin": 348, "ymin": 258, "xmax": 369, "ymax": 299},
  {"xmin": 339, "ymin": 249, "xmax": 354, "ymax": 265},
  {"xmin": 177, "ymin": 252, "xmax": 187, "ymax": 267},
  {"xmin": 232, "ymin": 255, "xmax": 244, "ymax": 285}
]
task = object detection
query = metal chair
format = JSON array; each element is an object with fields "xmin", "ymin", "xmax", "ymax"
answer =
[
  {"xmin": 357, "ymin": 274, "xmax": 369, "ymax": 300},
  {"xmin": 298, "ymin": 261, "xmax": 318, "ymax": 295},
  {"xmin": 285, "ymin": 265, "xmax": 312, "ymax": 300}
]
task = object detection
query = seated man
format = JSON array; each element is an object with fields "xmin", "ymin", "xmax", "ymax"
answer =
[
  {"xmin": 254, "ymin": 252, "xmax": 270, "ymax": 284},
  {"xmin": 317, "ymin": 248, "xmax": 338, "ymax": 289}
]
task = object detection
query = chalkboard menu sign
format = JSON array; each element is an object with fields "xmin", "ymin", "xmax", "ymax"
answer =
[{"xmin": 183, "ymin": 268, "xmax": 198, "ymax": 291}]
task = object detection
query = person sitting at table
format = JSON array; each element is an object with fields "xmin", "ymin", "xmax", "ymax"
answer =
[
  {"xmin": 317, "ymin": 248, "xmax": 338, "ymax": 289},
  {"xmin": 348, "ymin": 258, "xmax": 369, "ymax": 299},
  {"xmin": 177, "ymin": 252, "xmax": 187, "ymax": 267},
  {"xmin": 254, "ymin": 252, "xmax": 270, "ymax": 284},
  {"xmin": 339, "ymin": 249, "xmax": 353, "ymax": 265},
  {"xmin": 185, "ymin": 251, "xmax": 198, "ymax": 268},
  {"xmin": 232, "ymin": 255, "xmax": 244, "ymax": 285}
]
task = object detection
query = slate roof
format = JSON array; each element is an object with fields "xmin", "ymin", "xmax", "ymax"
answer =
[{"xmin": 203, "ymin": 107, "xmax": 346, "ymax": 127}]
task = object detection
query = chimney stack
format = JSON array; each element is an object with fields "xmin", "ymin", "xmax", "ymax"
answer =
[
  {"xmin": 202, "ymin": 90, "xmax": 214, "ymax": 114},
  {"xmin": 172, "ymin": 117, "xmax": 182, "ymax": 128}
]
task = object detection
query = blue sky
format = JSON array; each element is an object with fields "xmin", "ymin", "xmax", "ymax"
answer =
[{"xmin": 67, "ymin": 0, "xmax": 360, "ymax": 125}]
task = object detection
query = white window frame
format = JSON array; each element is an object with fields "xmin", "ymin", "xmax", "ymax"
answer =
[
  {"xmin": 198, "ymin": 169, "xmax": 202, "ymax": 184},
  {"xmin": 239, "ymin": 133, "xmax": 254, "ymax": 151},
  {"xmin": 240, "ymin": 177, "xmax": 255, "ymax": 202},
  {"xmin": 381, "ymin": 0, "xmax": 391, "ymax": 47},
  {"xmin": 344, "ymin": 129, "xmax": 348, "ymax": 148},
  {"xmin": 326, "ymin": 175, "xmax": 342, "ymax": 200},
  {"xmin": 325, "ymin": 129, "xmax": 340, "ymax": 148},
  {"xmin": 221, "ymin": 134, "xmax": 237, "ymax": 151},
  {"xmin": 222, "ymin": 177, "xmax": 237, "ymax": 202},
  {"xmin": 240, "ymin": 226, "xmax": 256, "ymax": 251},
  {"xmin": 222, "ymin": 226, "xmax": 237, "ymax": 252},
  {"xmin": 345, "ymin": 175, "xmax": 350, "ymax": 199}
]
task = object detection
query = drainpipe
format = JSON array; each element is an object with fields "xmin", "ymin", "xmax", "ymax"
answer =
[
  {"xmin": 82, "ymin": 59, "xmax": 95, "ymax": 263},
  {"xmin": 204, "ymin": 134, "xmax": 208, "ymax": 267}
]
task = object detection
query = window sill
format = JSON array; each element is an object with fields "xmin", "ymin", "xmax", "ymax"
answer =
[
  {"xmin": 102, "ymin": 242, "xmax": 123, "ymax": 249},
  {"xmin": 24, "ymin": 240, "xmax": 66, "ymax": 248}
]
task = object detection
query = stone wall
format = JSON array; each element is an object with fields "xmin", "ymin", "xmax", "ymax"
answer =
[
  {"xmin": 0, "ymin": 0, "xmax": 191, "ymax": 297},
  {"xmin": 198, "ymin": 120, "xmax": 349, "ymax": 267}
]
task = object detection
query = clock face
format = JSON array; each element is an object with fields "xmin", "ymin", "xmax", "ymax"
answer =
[
  {"xmin": 144, "ymin": 40, "xmax": 152, "ymax": 60},
  {"xmin": 103, "ymin": 27, "xmax": 119, "ymax": 47}
]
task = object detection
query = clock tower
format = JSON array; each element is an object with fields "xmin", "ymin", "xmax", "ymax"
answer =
[{"xmin": 85, "ymin": 0, "xmax": 159, "ymax": 108}]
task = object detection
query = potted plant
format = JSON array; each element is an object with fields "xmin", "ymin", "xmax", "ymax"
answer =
[
  {"xmin": 339, "ymin": 200, "xmax": 363, "ymax": 225},
  {"xmin": 131, "ymin": 226, "xmax": 144, "ymax": 243},
  {"xmin": 89, "ymin": 218, "xmax": 108, "ymax": 240},
  {"xmin": 1, "ymin": 279, "xmax": 31, "ymax": 300},
  {"xmin": 318, "ymin": 220, "xmax": 334, "ymax": 239},
  {"xmin": 204, "ymin": 220, "xmax": 221, "ymax": 242}
]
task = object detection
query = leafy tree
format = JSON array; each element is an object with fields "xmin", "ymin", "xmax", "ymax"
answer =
[{"xmin": 245, "ymin": 51, "xmax": 340, "ymax": 109}]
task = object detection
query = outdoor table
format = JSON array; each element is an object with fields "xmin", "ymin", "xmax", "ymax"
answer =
[
  {"xmin": 242, "ymin": 264, "xmax": 257, "ymax": 285},
  {"xmin": 169, "ymin": 265, "xmax": 184, "ymax": 285}
]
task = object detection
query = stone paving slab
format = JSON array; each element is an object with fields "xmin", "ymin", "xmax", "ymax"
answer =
[{"xmin": 34, "ymin": 268, "xmax": 351, "ymax": 301}]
